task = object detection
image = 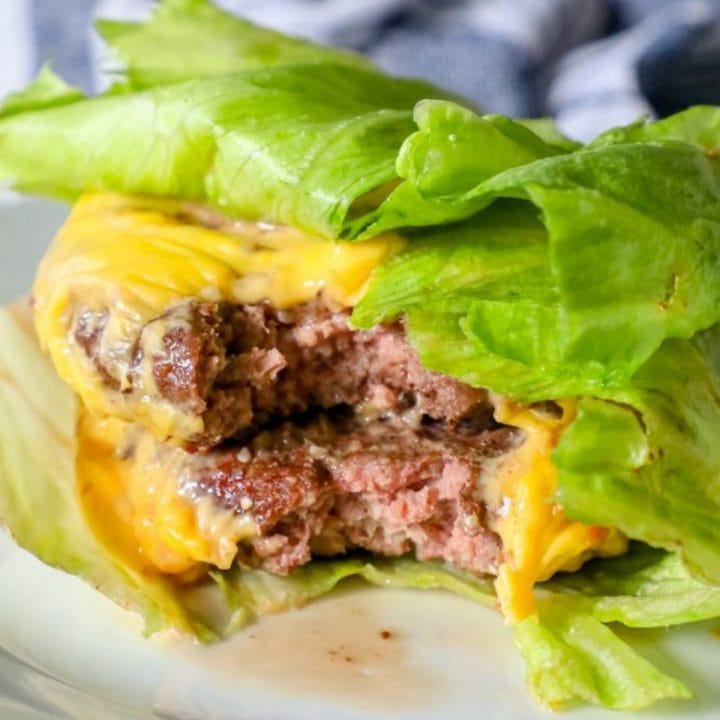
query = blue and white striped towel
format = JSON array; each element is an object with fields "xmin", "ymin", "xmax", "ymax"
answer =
[{"xmin": 2, "ymin": 0, "xmax": 720, "ymax": 140}]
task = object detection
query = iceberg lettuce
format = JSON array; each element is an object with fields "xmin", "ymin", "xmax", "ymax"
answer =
[
  {"xmin": 0, "ymin": 64, "xmax": 434, "ymax": 237},
  {"xmin": 554, "ymin": 325, "xmax": 720, "ymax": 584},
  {"xmin": 353, "ymin": 107, "xmax": 720, "ymax": 396},
  {"xmin": 96, "ymin": 0, "xmax": 373, "ymax": 90}
]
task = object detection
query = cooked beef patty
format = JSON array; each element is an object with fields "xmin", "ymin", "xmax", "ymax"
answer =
[
  {"xmin": 76, "ymin": 295, "xmax": 522, "ymax": 575},
  {"xmin": 74, "ymin": 298, "xmax": 492, "ymax": 450},
  {"xmin": 160, "ymin": 409, "xmax": 520, "ymax": 575}
]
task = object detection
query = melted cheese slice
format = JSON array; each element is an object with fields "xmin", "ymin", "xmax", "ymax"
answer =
[
  {"xmin": 34, "ymin": 192, "xmax": 403, "ymax": 319},
  {"xmin": 490, "ymin": 398, "xmax": 627, "ymax": 622},
  {"xmin": 33, "ymin": 192, "xmax": 403, "ymax": 442},
  {"xmin": 77, "ymin": 410, "xmax": 256, "ymax": 578}
]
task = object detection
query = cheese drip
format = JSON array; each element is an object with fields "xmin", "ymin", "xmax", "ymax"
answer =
[
  {"xmin": 77, "ymin": 411, "xmax": 257, "ymax": 577},
  {"xmin": 491, "ymin": 398, "xmax": 627, "ymax": 623},
  {"xmin": 32, "ymin": 192, "xmax": 403, "ymax": 442}
]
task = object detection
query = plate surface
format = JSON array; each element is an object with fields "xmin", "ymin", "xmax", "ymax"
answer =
[{"xmin": 1, "ymin": 197, "xmax": 719, "ymax": 720}]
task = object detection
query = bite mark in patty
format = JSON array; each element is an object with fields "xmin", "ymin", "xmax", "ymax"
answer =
[
  {"xmin": 75, "ymin": 295, "xmax": 519, "ymax": 576},
  {"xmin": 73, "ymin": 298, "xmax": 492, "ymax": 450},
  {"xmin": 167, "ymin": 411, "xmax": 519, "ymax": 576}
]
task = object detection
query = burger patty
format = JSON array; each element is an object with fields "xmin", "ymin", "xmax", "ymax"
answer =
[
  {"xmin": 160, "ymin": 408, "xmax": 520, "ymax": 576},
  {"xmin": 76, "ymin": 295, "xmax": 521, "ymax": 575},
  {"xmin": 73, "ymin": 298, "xmax": 491, "ymax": 450}
]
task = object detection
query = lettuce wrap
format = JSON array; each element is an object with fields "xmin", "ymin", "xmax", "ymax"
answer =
[{"xmin": 1, "ymin": 0, "xmax": 720, "ymax": 712}]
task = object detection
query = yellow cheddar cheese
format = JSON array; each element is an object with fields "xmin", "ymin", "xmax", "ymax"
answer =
[
  {"xmin": 77, "ymin": 410, "xmax": 257, "ymax": 578},
  {"xmin": 490, "ymin": 398, "xmax": 627, "ymax": 622}
]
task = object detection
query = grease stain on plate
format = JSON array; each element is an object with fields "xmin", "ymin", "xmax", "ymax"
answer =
[{"xmin": 153, "ymin": 587, "xmax": 446, "ymax": 717}]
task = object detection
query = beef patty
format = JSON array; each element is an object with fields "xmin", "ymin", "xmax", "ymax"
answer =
[
  {"xmin": 73, "ymin": 298, "xmax": 493, "ymax": 450},
  {"xmin": 76, "ymin": 295, "xmax": 521, "ymax": 576},
  {"xmin": 139, "ymin": 408, "xmax": 520, "ymax": 576}
]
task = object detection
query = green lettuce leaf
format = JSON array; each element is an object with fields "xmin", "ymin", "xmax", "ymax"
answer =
[
  {"xmin": 352, "ymin": 201, "xmax": 585, "ymax": 399},
  {"xmin": 514, "ymin": 603, "xmax": 691, "ymax": 710},
  {"xmin": 353, "ymin": 128, "xmax": 720, "ymax": 398},
  {"xmin": 590, "ymin": 105, "xmax": 720, "ymax": 151},
  {"xmin": 213, "ymin": 556, "xmax": 496, "ymax": 632},
  {"xmin": 554, "ymin": 324, "xmax": 720, "ymax": 585},
  {"xmin": 545, "ymin": 543, "xmax": 720, "ymax": 628},
  {"xmin": 97, "ymin": 0, "xmax": 372, "ymax": 91},
  {"xmin": 349, "ymin": 100, "xmax": 566, "ymax": 237},
  {"xmin": 398, "ymin": 104, "xmax": 564, "ymax": 200},
  {"xmin": 513, "ymin": 117, "xmax": 582, "ymax": 152},
  {"xmin": 0, "ymin": 65, "xmax": 441, "ymax": 236},
  {"xmin": 517, "ymin": 543, "xmax": 720, "ymax": 709},
  {"xmin": 0, "ymin": 65, "xmax": 84, "ymax": 117}
]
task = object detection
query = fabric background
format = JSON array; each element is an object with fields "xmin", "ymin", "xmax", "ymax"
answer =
[{"xmin": 2, "ymin": 0, "xmax": 720, "ymax": 140}]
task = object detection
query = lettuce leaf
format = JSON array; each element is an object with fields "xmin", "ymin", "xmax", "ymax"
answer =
[
  {"xmin": 513, "ymin": 117, "xmax": 582, "ymax": 153},
  {"xmin": 0, "ymin": 65, "xmax": 441, "ymax": 236},
  {"xmin": 0, "ymin": 66, "xmax": 84, "ymax": 117},
  {"xmin": 545, "ymin": 543, "xmax": 720, "ymax": 628},
  {"xmin": 517, "ymin": 543, "xmax": 720, "ymax": 709},
  {"xmin": 213, "ymin": 556, "xmax": 496, "ymax": 632},
  {"xmin": 514, "ymin": 602, "xmax": 691, "ymax": 710},
  {"xmin": 554, "ymin": 325, "xmax": 720, "ymax": 585},
  {"xmin": 351, "ymin": 201, "xmax": 583, "ymax": 399},
  {"xmin": 347, "ymin": 101, "xmax": 567, "ymax": 237},
  {"xmin": 590, "ymin": 105, "xmax": 720, "ymax": 151},
  {"xmin": 0, "ymin": 35, "xmax": 584, "ymax": 245},
  {"xmin": 97, "ymin": 0, "xmax": 372, "ymax": 91},
  {"xmin": 353, "ymin": 119, "xmax": 720, "ymax": 398}
]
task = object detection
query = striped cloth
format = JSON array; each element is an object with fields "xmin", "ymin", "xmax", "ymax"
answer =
[{"xmin": 2, "ymin": 0, "xmax": 720, "ymax": 140}]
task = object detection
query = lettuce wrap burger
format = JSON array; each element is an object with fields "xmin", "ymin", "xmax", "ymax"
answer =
[{"xmin": 2, "ymin": 0, "xmax": 720, "ymax": 711}]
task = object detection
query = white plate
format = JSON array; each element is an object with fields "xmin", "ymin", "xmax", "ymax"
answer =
[{"xmin": 0, "ymin": 197, "xmax": 719, "ymax": 720}]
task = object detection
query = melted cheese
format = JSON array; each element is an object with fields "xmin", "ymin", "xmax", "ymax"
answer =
[
  {"xmin": 490, "ymin": 398, "xmax": 627, "ymax": 622},
  {"xmin": 33, "ymin": 192, "xmax": 403, "ymax": 442},
  {"xmin": 77, "ymin": 411, "xmax": 258, "ymax": 578}
]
